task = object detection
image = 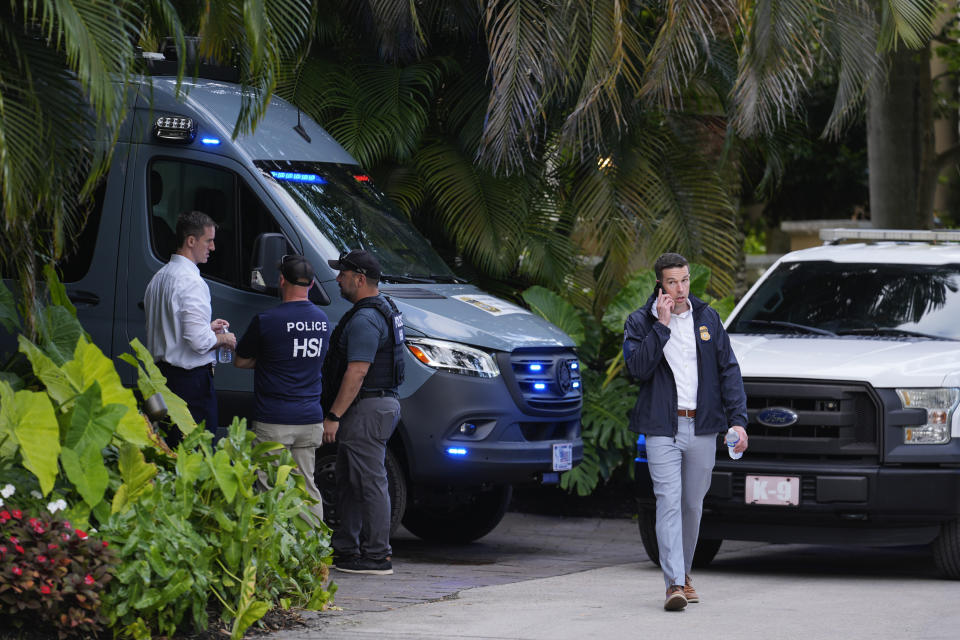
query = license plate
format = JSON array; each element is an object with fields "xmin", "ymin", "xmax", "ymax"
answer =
[
  {"xmin": 552, "ymin": 443, "xmax": 573, "ymax": 471},
  {"xmin": 745, "ymin": 475, "xmax": 800, "ymax": 506}
]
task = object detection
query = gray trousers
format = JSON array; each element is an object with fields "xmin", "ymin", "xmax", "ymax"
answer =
[
  {"xmin": 252, "ymin": 420, "xmax": 325, "ymax": 525},
  {"xmin": 332, "ymin": 396, "xmax": 400, "ymax": 560},
  {"xmin": 645, "ymin": 416, "xmax": 717, "ymax": 588}
]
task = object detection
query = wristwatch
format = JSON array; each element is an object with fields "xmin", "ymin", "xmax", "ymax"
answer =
[{"xmin": 325, "ymin": 411, "xmax": 341, "ymax": 422}]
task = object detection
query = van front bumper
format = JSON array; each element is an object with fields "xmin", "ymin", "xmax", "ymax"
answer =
[{"xmin": 398, "ymin": 366, "xmax": 583, "ymax": 485}]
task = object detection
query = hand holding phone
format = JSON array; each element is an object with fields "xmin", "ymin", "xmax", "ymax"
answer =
[{"xmin": 655, "ymin": 281, "xmax": 673, "ymax": 325}]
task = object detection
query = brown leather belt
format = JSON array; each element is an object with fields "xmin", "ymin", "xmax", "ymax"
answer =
[{"xmin": 677, "ymin": 409, "xmax": 696, "ymax": 418}]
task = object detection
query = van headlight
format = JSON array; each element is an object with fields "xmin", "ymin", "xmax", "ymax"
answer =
[
  {"xmin": 406, "ymin": 338, "xmax": 500, "ymax": 378},
  {"xmin": 896, "ymin": 388, "xmax": 959, "ymax": 444}
]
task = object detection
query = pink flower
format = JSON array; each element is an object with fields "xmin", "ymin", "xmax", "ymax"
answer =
[
  {"xmin": 62, "ymin": 521, "xmax": 71, "ymax": 529},
  {"xmin": 28, "ymin": 517, "xmax": 37, "ymax": 525},
  {"xmin": 40, "ymin": 585, "xmax": 51, "ymax": 594},
  {"xmin": 0, "ymin": 545, "xmax": 6, "ymax": 554},
  {"xmin": 12, "ymin": 566, "xmax": 22, "ymax": 576},
  {"xmin": 75, "ymin": 529, "xmax": 88, "ymax": 540},
  {"xmin": 101, "ymin": 540, "xmax": 109, "ymax": 548},
  {"xmin": 9, "ymin": 536, "xmax": 18, "ymax": 544},
  {"xmin": 84, "ymin": 574, "xmax": 95, "ymax": 585},
  {"xmin": 47, "ymin": 543, "xmax": 58, "ymax": 550},
  {"xmin": 61, "ymin": 533, "xmax": 70, "ymax": 541},
  {"xmin": 37, "ymin": 555, "xmax": 48, "ymax": 563},
  {"xmin": 11, "ymin": 509, "xmax": 21, "ymax": 519},
  {"xmin": 0, "ymin": 510, "xmax": 9, "ymax": 522},
  {"xmin": 14, "ymin": 545, "xmax": 23, "ymax": 554}
]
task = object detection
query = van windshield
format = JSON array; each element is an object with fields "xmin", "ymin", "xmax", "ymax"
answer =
[
  {"xmin": 255, "ymin": 160, "xmax": 457, "ymax": 282},
  {"xmin": 728, "ymin": 261, "xmax": 960, "ymax": 340}
]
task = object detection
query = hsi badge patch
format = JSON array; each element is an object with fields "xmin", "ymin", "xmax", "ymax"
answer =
[{"xmin": 699, "ymin": 325, "xmax": 711, "ymax": 341}]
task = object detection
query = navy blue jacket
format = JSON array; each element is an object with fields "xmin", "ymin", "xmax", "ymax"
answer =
[{"xmin": 623, "ymin": 294, "xmax": 747, "ymax": 437}]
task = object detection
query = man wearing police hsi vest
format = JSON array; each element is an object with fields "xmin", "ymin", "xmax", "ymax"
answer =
[
  {"xmin": 322, "ymin": 249, "xmax": 404, "ymax": 576},
  {"xmin": 234, "ymin": 255, "xmax": 330, "ymax": 526}
]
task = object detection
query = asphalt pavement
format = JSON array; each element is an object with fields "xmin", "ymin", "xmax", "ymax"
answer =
[{"xmin": 264, "ymin": 511, "xmax": 959, "ymax": 640}]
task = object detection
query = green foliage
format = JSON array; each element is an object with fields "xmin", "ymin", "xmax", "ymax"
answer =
[
  {"xmin": 101, "ymin": 421, "xmax": 334, "ymax": 638},
  {"xmin": 0, "ymin": 492, "xmax": 118, "ymax": 638},
  {"xmin": 521, "ymin": 286, "xmax": 586, "ymax": 346},
  {"xmin": 1, "ymin": 282, "xmax": 334, "ymax": 637}
]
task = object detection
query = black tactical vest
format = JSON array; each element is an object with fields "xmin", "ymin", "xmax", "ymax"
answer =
[{"xmin": 322, "ymin": 294, "xmax": 405, "ymax": 408}]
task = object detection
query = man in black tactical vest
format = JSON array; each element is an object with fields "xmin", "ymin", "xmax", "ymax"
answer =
[{"xmin": 322, "ymin": 249, "xmax": 404, "ymax": 576}]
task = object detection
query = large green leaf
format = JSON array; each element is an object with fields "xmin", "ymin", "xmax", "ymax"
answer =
[
  {"xmin": 0, "ymin": 381, "xmax": 21, "ymax": 459},
  {"xmin": 211, "ymin": 449, "xmax": 239, "ymax": 503},
  {"xmin": 231, "ymin": 561, "xmax": 269, "ymax": 639},
  {"xmin": 8, "ymin": 387, "xmax": 61, "ymax": 495},
  {"xmin": 112, "ymin": 442, "xmax": 158, "ymax": 514},
  {"xmin": 38, "ymin": 305, "xmax": 85, "ymax": 366},
  {"xmin": 64, "ymin": 338, "xmax": 149, "ymax": 446},
  {"xmin": 520, "ymin": 286, "xmax": 585, "ymax": 346},
  {"xmin": 60, "ymin": 445, "xmax": 110, "ymax": 509},
  {"xmin": 602, "ymin": 269, "xmax": 656, "ymax": 335},
  {"xmin": 688, "ymin": 263, "xmax": 711, "ymax": 298},
  {"xmin": 19, "ymin": 335, "xmax": 77, "ymax": 407},
  {"xmin": 119, "ymin": 338, "xmax": 197, "ymax": 436}
]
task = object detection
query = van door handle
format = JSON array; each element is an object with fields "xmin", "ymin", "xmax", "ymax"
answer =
[{"xmin": 68, "ymin": 291, "xmax": 100, "ymax": 307}]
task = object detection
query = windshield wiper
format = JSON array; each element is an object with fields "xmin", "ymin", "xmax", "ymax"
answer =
[
  {"xmin": 837, "ymin": 327, "xmax": 957, "ymax": 341},
  {"xmin": 379, "ymin": 273, "xmax": 435, "ymax": 284},
  {"xmin": 424, "ymin": 274, "xmax": 467, "ymax": 284},
  {"xmin": 743, "ymin": 319, "xmax": 837, "ymax": 336}
]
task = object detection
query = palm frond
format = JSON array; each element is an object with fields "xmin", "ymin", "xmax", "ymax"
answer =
[
  {"xmin": 476, "ymin": 0, "xmax": 555, "ymax": 173},
  {"xmin": 640, "ymin": 0, "xmax": 737, "ymax": 110},
  {"xmin": 877, "ymin": 0, "xmax": 938, "ymax": 50},
  {"xmin": 559, "ymin": 0, "xmax": 646, "ymax": 156},
  {"xmin": 731, "ymin": 0, "xmax": 820, "ymax": 136}
]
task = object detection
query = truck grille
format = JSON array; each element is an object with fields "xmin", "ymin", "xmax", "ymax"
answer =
[
  {"xmin": 498, "ymin": 349, "xmax": 583, "ymax": 415},
  {"xmin": 740, "ymin": 379, "xmax": 880, "ymax": 459}
]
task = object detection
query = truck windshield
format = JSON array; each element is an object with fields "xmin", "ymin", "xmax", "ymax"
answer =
[
  {"xmin": 254, "ymin": 160, "xmax": 456, "ymax": 282},
  {"xmin": 728, "ymin": 261, "xmax": 960, "ymax": 340}
]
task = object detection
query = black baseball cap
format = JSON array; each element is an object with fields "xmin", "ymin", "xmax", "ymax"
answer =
[
  {"xmin": 328, "ymin": 249, "xmax": 381, "ymax": 281},
  {"xmin": 279, "ymin": 254, "xmax": 314, "ymax": 286}
]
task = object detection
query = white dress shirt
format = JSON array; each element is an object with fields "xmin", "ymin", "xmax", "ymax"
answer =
[
  {"xmin": 144, "ymin": 254, "xmax": 217, "ymax": 369},
  {"xmin": 651, "ymin": 298, "xmax": 698, "ymax": 410}
]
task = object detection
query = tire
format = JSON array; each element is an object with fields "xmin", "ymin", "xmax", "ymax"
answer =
[
  {"xmin": 637, "ymin": 508, "xmax": 722, "ymax": 569},
  {"xmin": 314, "ymin": 445, "xmax": 407, "ymax": 536},
  {"xmin": 402, "ymin": 485, "xmax": 513, "ymax": 543},
  {"xmin": 932, "ymin": 518, "xmax": 960, "ymax": 579}
]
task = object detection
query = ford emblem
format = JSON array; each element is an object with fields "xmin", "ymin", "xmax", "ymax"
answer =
[{"xmin": 756, "ymin": 407, "xmax": 799, "ymax": 428}]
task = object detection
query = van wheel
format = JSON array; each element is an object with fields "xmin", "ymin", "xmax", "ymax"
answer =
[
  {"xmin": 402, "ymin": 485, "xmax": 512, "ymax": 543},
  {"xmin": 932, "ymin": 518, "xmax": 960, "ymax": 579},
  {"xmin": 314, "ymin": 446, "xmax": 407, "ymax": 536},
  {"xmin": 637, "ymin": 509, "xmax": 722, "ymax": 568}
]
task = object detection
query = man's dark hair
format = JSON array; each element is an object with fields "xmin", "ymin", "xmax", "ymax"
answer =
[
  {"xmin": 175, "ymin": 211, "xmax": 217, "ymax": 248},
  {"xmin": 654, "ymin": 252, "xmax": 689, "ymax": 281}
]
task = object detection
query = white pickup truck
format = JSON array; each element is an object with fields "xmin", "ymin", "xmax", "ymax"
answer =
[{"xmin": 635, "ymin": 228, "xmax": 960, "ymax": 578}]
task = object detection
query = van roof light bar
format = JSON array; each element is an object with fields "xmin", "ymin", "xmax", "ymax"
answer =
[
  {"xmin": 153, "ymin": 116, "xmax": 197, "ymax": 142},
  {"xmin": 820, "ymin": 228, "xmax": 960, "ymax": 244}
]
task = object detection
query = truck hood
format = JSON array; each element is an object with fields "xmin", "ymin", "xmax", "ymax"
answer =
[
  {"xmin": 379, "ymin": 284, "xmax": 574, "ymax": 352},
  {"xmin": 730, "ymin": 334, "xmax": 960, "ymax": 388}
]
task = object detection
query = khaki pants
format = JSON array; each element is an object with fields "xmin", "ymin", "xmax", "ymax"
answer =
[{"xmin": 252, "ymin": 420, "xmax": 325, "ymax": 526}]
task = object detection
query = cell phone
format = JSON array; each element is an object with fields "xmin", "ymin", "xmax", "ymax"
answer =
[{"xmin": 653, "ymin": 281, "xmax": 664, "ymax": 297}]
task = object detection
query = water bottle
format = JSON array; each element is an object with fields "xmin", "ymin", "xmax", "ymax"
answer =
[
  {"xmin": 725, "ymin": 427, "xmax": 742, "ymax": 459},
  {"xmin": 217, "ymin": 327, "xmax": 233, "ymax": 364}
]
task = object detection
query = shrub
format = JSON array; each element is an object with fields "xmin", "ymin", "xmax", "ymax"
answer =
[{"xmin": 0, "ymin": 486, "xmax": 118, "ymax": 638}]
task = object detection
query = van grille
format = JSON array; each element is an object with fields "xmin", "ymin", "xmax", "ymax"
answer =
[
  {"xmin": 499, "ymin": 350, "xmax": 582, "ymax": 415},
  {"xmin": 737, "ymin": 379, "xmax": 880, "ymax": 460}
]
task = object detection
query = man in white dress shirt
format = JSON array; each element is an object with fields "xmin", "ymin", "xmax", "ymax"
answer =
[
  {"xmin": 145, "ymin": 210, "xmax": 236, "ymax": 441},
  {"xmin": 623, "ymin": 252, "xmax": 748, "ymax": 611}
]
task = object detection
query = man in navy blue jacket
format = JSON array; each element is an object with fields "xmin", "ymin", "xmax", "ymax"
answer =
[{"xmin": 623, "ymin": 252, "xmax": 748, "ymax": 611}]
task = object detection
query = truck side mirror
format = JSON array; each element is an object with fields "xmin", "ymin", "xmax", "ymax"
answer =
[{"xmin": 250, "ymin": 233, "xmax": 290, "ymax": 294}]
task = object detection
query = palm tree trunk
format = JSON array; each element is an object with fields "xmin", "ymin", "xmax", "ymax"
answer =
[{"xmin": 867, "ymin": 45, "xmax": 935, "ymax": 229}]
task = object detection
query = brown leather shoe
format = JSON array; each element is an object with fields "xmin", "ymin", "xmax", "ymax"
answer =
[
  {"xmin": 664, "ymin": 584, "xmax": 687, "ymax": 611},
  {"xmin": 684, "ymin": 574, "xmax": 699, "ymax": 603}
]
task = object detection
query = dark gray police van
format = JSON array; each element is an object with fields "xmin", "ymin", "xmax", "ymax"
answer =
[{"xmin": 41, "ymin": 63, "xmax": 583, "ymax": 542}]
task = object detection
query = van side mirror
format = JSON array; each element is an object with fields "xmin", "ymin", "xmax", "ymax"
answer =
[{"xmin": 250, "ymin": 233, "xmax": 290, "ymax": 294}]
